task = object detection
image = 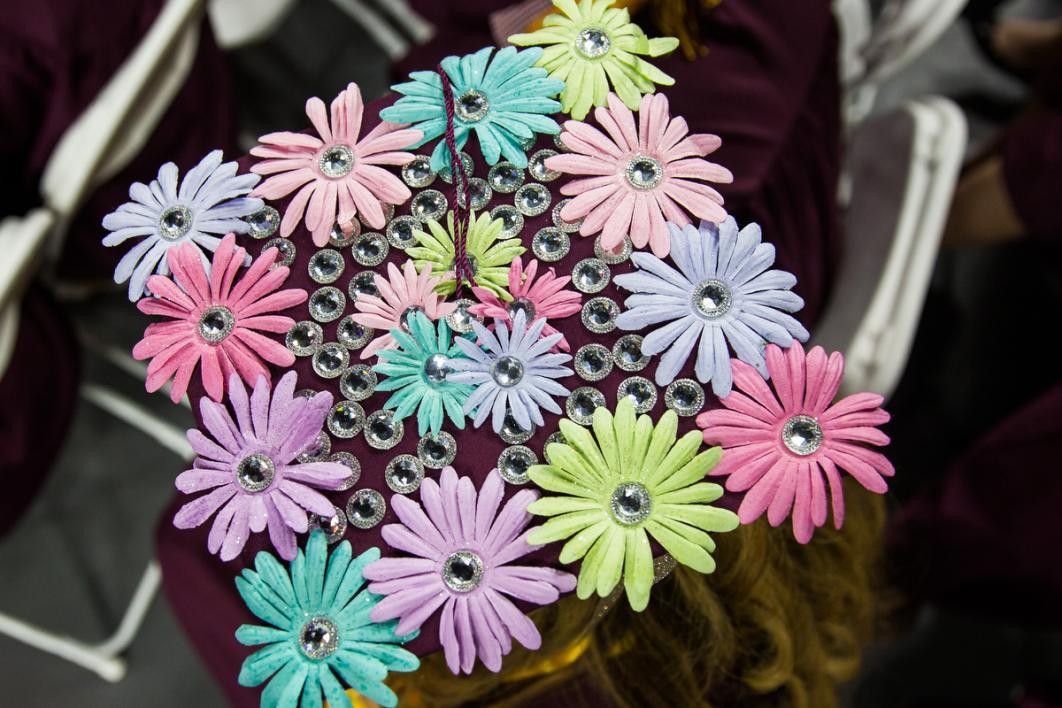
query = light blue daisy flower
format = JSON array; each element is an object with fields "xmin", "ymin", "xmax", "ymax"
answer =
[
  {"xmin": 234, "ymin": 530, "xmax": 419, "ymax": 708},
  {"xmin": 372, "ymin": 311, "xmax": 473, "ymax": 436},
  {"xmin": 613, "ymin": 217, "xmax": 809, "ymax": 397},
  {"xmin": 380, "ymin": 46, "xmax": 565, "ymax": 172}
]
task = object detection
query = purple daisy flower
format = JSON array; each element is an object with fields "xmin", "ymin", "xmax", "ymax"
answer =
[
  {"xmin": 173, "ymin": 371, "xmax": 349, "ymax": 561},
  {"xmin": 447, "ymin": 310, "xmax": 573, "ymax": 434},
  {"xmin": 364, "ymin": 467, "xmax": 576, "ymax": 674}
]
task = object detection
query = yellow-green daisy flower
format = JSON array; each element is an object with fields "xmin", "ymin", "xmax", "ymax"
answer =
[
  {"xmin": 407, "ymin": 210, "xmax": 525, "ymax": 298},
  {"xmin": 508, "ymin": 0, "xmax": 680, "ymax": 120},
  {"xmin": 527, "ymin": 397, "xmax": 738, "ymax": 611}
]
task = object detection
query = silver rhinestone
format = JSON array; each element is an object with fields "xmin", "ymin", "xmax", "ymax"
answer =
[
  {"xmin": 364, "ymin": 410, "xmax": 404, "ymax": 450},
  {"xmin": 781, "ymin": 415, "xmax": 823, "ymax": 456},
  {"xmin": 487, "ymin": 162, "xmax": 525, "ymax": 193},
  {"xmin": 245, "ymin": 206, "xmax": 279, "ymax": 239},
  {"xmin": 382, "ymin": 203, "xmax": 396, "ymax": 222},
  {"xmin": 308, "ymin": 249, "xmax": 345, "ymax": 284},
  {"xmin": 581, "ymin": 296, "xmax": 619, "ymax": 333},
  {"xmin": 409, "ymin": 190, "xmax": 448, "ymax": 222},
  {"xmin": 158, "ymin": 205, "xmax": 193, "ymax": 240},
  {"xmin": 528, "ymin": 149, "xmax": 560, "ymax": 182},
  {"xmin": 498, "ymin": 446, "xmax": 537, "ymax": 485},
  {"xmin": 491, "ymin": 355, "xmax": 525, "ymax": 387},
  {"xmin": 455, "ymin": 89, "xmax": 490, "ymax": 122},
  {"xmin": 571, "ymin": 258, "xmax": 610, "ymax": 294},
  {"xmin": 286, "ymin": 321, "xmax": 323, "ymax": 356},
  {"xmin": 574, "ymin": 27, "xmax": 612, "ymax": 58},
  {"xmin": 336, "ymin": 315, "xmax": 374, "ymax": 350},
  {"xmin": 519, "ymin": 134, "xmax": 537, "ymax": 150},
  {"xmin": 574, "ymin": 343, "xmax": 614, "ymax": 382},
  {"xmin": 613, "ymin": 334, "xmax": 649, "ymax": 371},
  {"xmin": 624, "ymin": 154, "xmax": 664, "ymax": 190},
  {"xmin": 553, "ymin": 133, "xmax": 569, "ymax": 151},
  {"xmin": 566, "ymin": 387, "xmax": 605, "ymax": 425},
  {"xmin": 417, "ymin": 431, "xmax": 457, "ymax": 469},
  {"xmin": 263, "ymin": 238, "xmax": 295, "ymax": 267},
  {"xmin": 438, "ymin": 152, "xmax": 473, "ymax": 184},
  {"xmin": 309, "ymin": 287, "xmax": 345, "ymax": 323},
  {"xmin": 345, "ymin": 489, "xmax": 386, "ymax": 529},
  {"xmin": 385, "ymin": 455, "xmax": 424, "ymax": 494},
  {"xmin": 692, "ymin": 279, "xmax": 733, "ymax": 318},
  {"xmin": 552, "ymin": 198, "xmax": 582, "ymax": 233},
  {"xmin": 347, "ymin": 271, "xmax": 380, "ymax": 301},
  {"xmin": 402, "ymin": 155, "xmax": 436, "ymax": 188},
  {"xmin": 351, "ymin": 232, "xmax": 388, "ymax": 267},
  {"xmin": 514, "ymin": 183, "xmax": 551, "ymax": 217},
  {"xmin": 398, "ymin": 305, "xmax": 425, "ymax": 332},
  {"xmin": 328, "ymin": 401, "xmax": 365, "ymax": 438},
  {"xmin": 235, "ymin": 453, "xmax": 275, "ymax": 492},
  {"xmin": 507, "ymin": 298, "xmax": 537, "ymax": 323},
  {"xmin": 490, "ymin": 205, "xmax": 524, "ymax": 238},
  {"xmin": 664, "ymin": 379, "xmax": 705, "ymax": 417},
  {"xmin": 296, "ymin": 431, "xmax": 331, "ymax": 463},
  {"xmin": 610, "ymin": 482, "xmax": 652, "ymax": 526},
  {"xmin": 330, "ymin": 452, "xmax": 361, "ymax": 490},
  {"xmin": 385, "ymin": 216, "xmax": 420, "ymax": 249},
  {"xmin": 445, "ymin": 298, "xmax": 482, "ymax": 334},
  {"xmin": 298, "ymin": 617, "xmax": 340, "ymax": 659},
  {"xmin": 422, "ymin": 353, "xmax": 452, "ymax": 384},
  {"xmin": 308, "ymin": 506, "xmax": 347, "ymax": 543},
  {"xmin": 294, "ymin": 389, "xmax": 318, "ymax": 399},
  {"xmin": 594, "ymin": 235, "xmax": 632, "ymax": 264},
  {"xmin": 456, "ymin": 177, "xmax": 493, "ymax": 211},
  {"xmin": 498, "ymin": 413, "xmax": 535, "ymax": 444},
  {"xmin": 197, "ymin": 306, "xmax": 235, "ymax": 344},
  {"xmin": 329, "ymin": 219, "xmax": 361, "ymax": 248},
  {"xmin": 312, "ymin": 343, "xmax": 349, "ymax": 379},
  {"xmin": 543, "ymin": 431, "xmax": 565, "ymax": 464},
  {"xmin": 340, "ymin": 365, "xmax": 377, "ymax": 401},
  {"xmin": 442, "ymin": 550, "xmax": 485, "ymax": 593},
  {"xmin": 319, "ymin": 144, "xmax": 355, "ymax": 178},
  {"xmin": 617, "ymin": 376, "xmax": 657, "ymax": 414},
  {"xmin": 531, "ymin": 227, "xmax": 570, "ymax": 262}
]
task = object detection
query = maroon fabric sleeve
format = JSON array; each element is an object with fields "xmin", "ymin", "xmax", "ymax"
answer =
[{"xmin": 1001, "ymin": 106, "xmax": 1062, "ymax": 244}]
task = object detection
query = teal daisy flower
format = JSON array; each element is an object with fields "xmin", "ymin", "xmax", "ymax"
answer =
[
  {"xmin": 373, "ymin": 311, "xmax": 473, "ymax": 436},
  {"xmin": 234, "ymin": 530, "xmax": 419, "ymax": 708},
  {"xmin": 380, "ymin": 46, "xmax": 565, "ymax": 172}
]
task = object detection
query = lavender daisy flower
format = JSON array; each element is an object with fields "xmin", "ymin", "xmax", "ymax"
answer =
[
  {"xmin": 102, "ymin": 150, "xmax": 262, "ymax": 300},
  {"xmin": 173, "ymin": 371, "xmax": 349, "ymax": 561},
  {"xmin": 364, "ymin": 467, "xmax": 576, "ymax": 674},
  {"xmin": 447, "ymin": 310, "xmax": 573, "ymax": 433},
  {"xmin": 614, "ymin": 217, "xmax": 808, "ymax": 396}
]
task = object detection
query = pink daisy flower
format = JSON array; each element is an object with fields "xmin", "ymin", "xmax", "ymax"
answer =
[
  {"xmin": 696, "ymin": 343, "xmax": 893, "ymax": 544},
  {"xmin": 174, "ymin": 372, "xmax": 350, "ymax": 561},
  {"xmin": 133, "ymin": 233, "xmax": 306, "ymax": 404},
  {"xmin": 249, "ymin": 82, "xmax": 422, "ymax": 247},
  {"xmin": 469, "ymin": 257, "xmax": 582, "ymax": 353},
  {"xmin": 364, "ymin": 467, "xmax": 576, "ymax": 674},
  {"xmin": 545, "ymin": 92, "xmax": 733, "ymax": 258},
  {"xmin": 351, "ymin": 259, "xmax": 458, "ymax": 360}
]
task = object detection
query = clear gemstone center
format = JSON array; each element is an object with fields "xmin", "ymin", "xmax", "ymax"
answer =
[
  {"xmin": 236, "ymin": 453, "xmax": 275, "ymax": 493},
  {"xmin": 158, "ymin": 205, "xmax": 193, "ymax": 240},
  {"xmin": 625, "ymin": 155, "xmax": 664, "ymax": 190},
  {"xmin": 298, "ymin": 617, "xmax": 339, "ymax": 659},
  {"xmin": 456, "ymin": 89, "xmax": 490, "ymax": 122},
  {"xmin": 692, "ymin": 279, "xmax": 733, "ymax": 318},
  {"xmin": 507, "ymin": 298, "xmax": 537, "ymax": 322},
  {"xmin": 442, "ymin": 550, "xmax": 485, "ymax": 593},
  {"xmin": 574, "ymin": 27, "xmax": 612, "ymax": 58},
  {"xmin": 318, "ymin": 144, "xmax": 355, "ymax": 178},
  {"xmin": 423, "ymin": 353, "xmax": 452, "ymax": 384},
  {"xmin": 781, "ymin": 415, "xmax": 823, "ymax": 456},
  {"xmin": 198, "ymin": 306, "xmax": 236, "ymax": 343},
  {"xmin": 399, "ymin": 305, "xmax": 424, "ymax": 331},
  {"xmin": 609, "ymin": 482, "xmax": 652, "ymax": 526},
  {"xmin": 491, "ymin": 355, "xmax": 525, "ymax": 387}
]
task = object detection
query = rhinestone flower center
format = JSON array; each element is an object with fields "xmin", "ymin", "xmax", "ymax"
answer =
[
  {"xmin": 318, "ymin": 144, "xmax": 355, "ymax": 178},
  {"xmin": 298, "ymin": 616, "xmax": 339, "ymax": 660},
  {"xmin": 574, "ymin": 27, "xmax": 612, "ymax": 58},
  {"xmin": 235, "ymin": 453, "xmax": 276, "ymax": 493},
  {"xmin": 692, "ymin": 279, "xmax": 733, "ymax": 318},
  {"xmin": 158, "ymin": 205, "xmax": 193, "ymax": 240},
  {"xmin": 197, "ymin": 306, "xmax": 236, "ymax": 343},
  {"xmin": 781, "ymin": 415, "xmax": 823, "ymax": 456},
  {"xmin": 442, "ymin": 550, "xmax": 485, "ymax": 593},
  {"xmin": 399, "ymin": 305, "xmax": 425, "ymax": 331},
  {"xmin": 507, "ymin": 298, "xmax": 537, "ymax": 322},
  {"xmin": 423, "ymin": 353, "xmax": 452, "ymax": 384},
  {"xmin": 625, "ymin": 154, "xmax": 664, "ymax": 190},
  {"xmin": 610, "ymin": 482, "xmax": 652, "ymax": 526},
  {"xmin": 491, "ymin": 355, "xmax": 525, "ymax": 388},
  {"xmin": 456, "ymin": 89, "xmax": 490, "ymax": 122}
]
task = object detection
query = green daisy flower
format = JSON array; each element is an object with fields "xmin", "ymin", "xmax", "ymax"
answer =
[
  {"xmin": 508, "ymin": 0, "xmax": 680, "ymax": 120},
  {"xmin": 234, "ymin": 530, "xmax": 418, "ymax": 708},
  {"xmin": 527, "ymin": 397, "xmax": 739, "ymax": 611},
  {"xmin": 407, "ymin": 210, "xmax": 525, "ymax": 298},
  {"xmin": 373, "ymin": 311, "xmax": 472, "ymax": 436}
]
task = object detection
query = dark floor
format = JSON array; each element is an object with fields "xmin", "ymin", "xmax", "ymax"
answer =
[{"xmin": 1, "ymin": 0, "xmax": 1059, "ymax": 706}]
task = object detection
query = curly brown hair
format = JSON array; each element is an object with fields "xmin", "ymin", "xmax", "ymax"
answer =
[{"xmin": 389, "ymin": 479, "xmax": 886, "ymax": 708}]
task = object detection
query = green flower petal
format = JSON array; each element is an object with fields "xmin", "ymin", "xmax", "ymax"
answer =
[
  {"xmin": 558, "ymin": 518, "xmax": 610, "ymax": 564},
  {"xmin": 623, "ymin": 527, "xmax": 654, "ymax": 612}
]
